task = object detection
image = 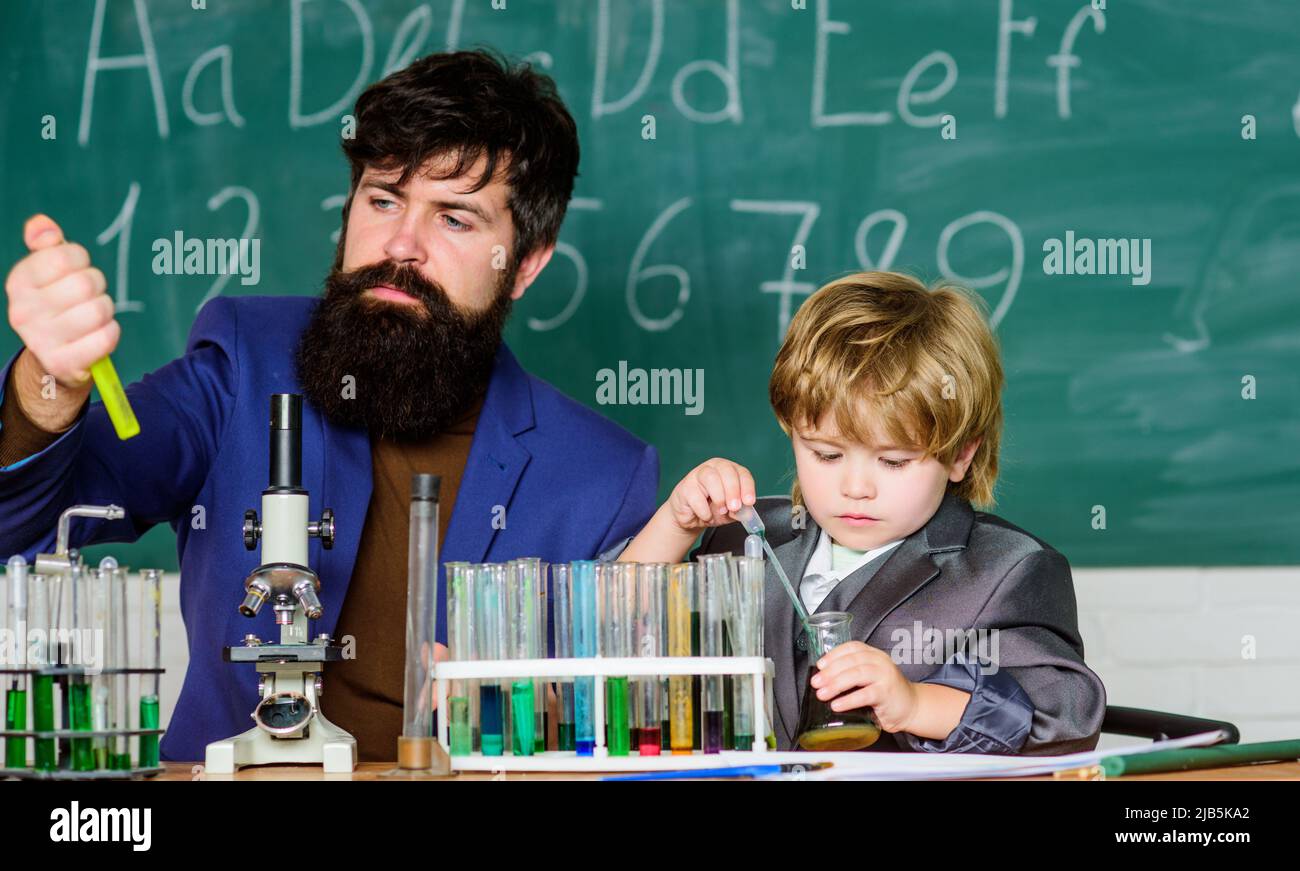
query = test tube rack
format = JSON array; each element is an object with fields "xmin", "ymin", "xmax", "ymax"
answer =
[
  {"xmin": 434, "ymin": 655, "xmax": 775, "ymax": 772},
  {"xmin": 0, "ymin": 664, "xmax": 166, "ymax": 781}
]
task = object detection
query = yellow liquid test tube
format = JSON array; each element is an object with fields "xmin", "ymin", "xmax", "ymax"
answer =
[{"xmin": 89, "ymin": 357, "xmax": 140, "ymax": 440}]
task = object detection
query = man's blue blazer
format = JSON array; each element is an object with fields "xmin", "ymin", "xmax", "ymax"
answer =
[{"xmin": 0, "ymin": 295, "xmax": 659, "ymax": 761}]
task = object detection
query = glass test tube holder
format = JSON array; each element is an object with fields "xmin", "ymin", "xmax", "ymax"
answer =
[
  {"xmin": 1, "ymin": 505, "xmax": 167, "ymax": 780},
  {"xmin": 0, "ymin": 667, "xmax": 165, "ymax": 780},
  {"xmin": 433, "ymin": 656, "xmax": 774, "ymax": 772}
]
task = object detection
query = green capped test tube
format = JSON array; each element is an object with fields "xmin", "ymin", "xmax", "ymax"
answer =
[
  {"xmin": 445, "ymin": 562, "xmax": 474, "ymax": 756},
  {"xmin": 5, "ymin": 556, "xmax": 29, "ymax": 769}
]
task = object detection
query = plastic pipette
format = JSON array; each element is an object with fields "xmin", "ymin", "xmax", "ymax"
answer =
[{"xmin": 730, "ymin": 506, "xmax": 816, "ymax": 648}]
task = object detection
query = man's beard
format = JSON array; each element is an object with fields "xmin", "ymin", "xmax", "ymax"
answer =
[{"xmin": 294, "ymin": 258, "xmax": 515, "ymax": 442}]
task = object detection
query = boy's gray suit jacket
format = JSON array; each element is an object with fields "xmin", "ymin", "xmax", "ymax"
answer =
[{"xmin": 693, "ymin": 491, "xmax": 1107, "ymax": 755}]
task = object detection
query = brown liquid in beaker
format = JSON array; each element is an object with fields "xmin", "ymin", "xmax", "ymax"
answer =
[{"xmin": 795, "ymin": 667, "xmax": 881, "ymax": 751}]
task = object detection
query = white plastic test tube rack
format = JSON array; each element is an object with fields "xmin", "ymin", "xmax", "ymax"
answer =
[{"xmin": 434, "ymin": 656, "xmax": 775, "ymax": 772}]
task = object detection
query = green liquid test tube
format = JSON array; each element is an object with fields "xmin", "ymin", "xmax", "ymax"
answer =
[
  {"xmin": 138, "ymin": 695, "xmax": 160, "ymax": 767},
  {"xmin": 5, "ymin": 557, "xmax": 31, "ymax": 769},
  {"xmin": 70, "ymin": 682, "xmax": 95, "ymax": 770},
  {"xmin": 5, "ymin": 688, "xmax": 26, "ymax": 768},
  {"xmin": 138, "ymin": 569, "xmax": 163, "ymax": 769},
  {"xmin": 449, "ymin": 697, "xmax": 471, "ymax": 755},
  {"xmin": 30, "ymin": 572, "xmax": 56, "ymax": 771},
  {"xmin": 89, "ymin": 357, "xmax": 140, "ymax": 440},
  {"xmin": 605, "ymin": 676, "xmax": 630, "ymax": 756},
  {"xmin": 33, "ymin": 675, "xmax": 56, "ymax": 770},
  {"xmin": 511, "ymin": 680, "xmax": 534, "ymax": 756}
]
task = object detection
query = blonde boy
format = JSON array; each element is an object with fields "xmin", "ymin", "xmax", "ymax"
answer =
[{"xmin": 621, "ymin": 272, "xmax": 1106, "ymax": 753}]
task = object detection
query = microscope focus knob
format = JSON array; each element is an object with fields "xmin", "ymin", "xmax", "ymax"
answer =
[
  {"xmin": 312, "ymin": 508, "xmax": 335, "ymax": 550},
  {"xmin": 242, "ymin": 509, "xmax": 261, "ymax": 551}
]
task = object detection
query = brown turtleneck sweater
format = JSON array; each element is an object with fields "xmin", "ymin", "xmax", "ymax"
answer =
[{"xmin": 0, "ymin": 362, "xmax": 482, "ymax": 763}]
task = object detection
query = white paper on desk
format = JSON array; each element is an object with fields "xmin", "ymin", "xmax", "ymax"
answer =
[{"xmin": 761, "ymin": 729, "xmax": 1232, "ymax": 780}]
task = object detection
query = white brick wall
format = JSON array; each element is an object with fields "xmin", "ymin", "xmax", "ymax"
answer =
[{"xmin": 1076, "ymin": 567, "xmax": 1300, "ymax": 751}]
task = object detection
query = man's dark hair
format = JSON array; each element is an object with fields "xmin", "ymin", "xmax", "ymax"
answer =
[{"xmin": 339, "ymin": 48, "xmax": 579, "ymax": 263}]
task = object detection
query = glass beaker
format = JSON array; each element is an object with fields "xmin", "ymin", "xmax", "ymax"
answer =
[{"xmin": 794, "ymin": 611, "xmax": 881, "ymax": 751}]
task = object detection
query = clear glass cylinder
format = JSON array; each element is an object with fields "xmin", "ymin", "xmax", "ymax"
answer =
[
  {"xmin": 794, "ymin": 611, "xmax": 881, "ymax": 751},
  {"xmin": 401, "ymin": 475, "xmax": 439, "ymax": 740}
]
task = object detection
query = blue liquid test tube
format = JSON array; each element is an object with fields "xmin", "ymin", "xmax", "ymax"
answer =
[
  {"xmin": 475, "ymin": 564, "xmax": 508, "ymax": 756},
  {"xmin": 571, "ymin": 560, "xmax": 597, "ymax": 755}
]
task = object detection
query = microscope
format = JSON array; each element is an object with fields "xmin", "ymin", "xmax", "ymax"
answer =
[{"xmin": 204, "ymin": 394, "xmax": 356, "ymax": 773}]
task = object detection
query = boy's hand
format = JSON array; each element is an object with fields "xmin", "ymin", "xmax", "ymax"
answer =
[
  {"xmin": 616, "ymin": 457, "xmax": 756, "ymax": 564},
  {"xmin": 665, "ymin": 457, "xmax": 757, "ymax": 534},
  {"xmin": 810, "ymin": 641, "xmax": 920, "ymax": 734}
]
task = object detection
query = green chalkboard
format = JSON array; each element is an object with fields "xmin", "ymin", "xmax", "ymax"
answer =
[{"xmin": 2, "ymin": 0, "xmax": 1297, "ymax": 568}]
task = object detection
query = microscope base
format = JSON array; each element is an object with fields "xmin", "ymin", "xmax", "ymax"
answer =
[
  {"xmin": 204, "ymin": 716, "xmax": 357, "ymax": 774},
  {"xmin": 204, "ymin": 662, "xmax": 357, "ymax": 774}
]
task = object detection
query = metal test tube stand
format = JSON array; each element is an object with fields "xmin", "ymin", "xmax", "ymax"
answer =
[{"xmin": 204, "ymin": 394, "xmax": 356, "ymax": 773}]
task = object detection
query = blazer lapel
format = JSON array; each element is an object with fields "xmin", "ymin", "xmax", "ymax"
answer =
[
  {"xmin": 765, "ymin": 519, "xmax": 821, "ymax": 748},
  {"xmin": 441, "ymin": 343, "xmax": 535, "ymax": 566},
  {"xmin": 838, "ymin": 491, "xmax": 975, "ymax": 644}
]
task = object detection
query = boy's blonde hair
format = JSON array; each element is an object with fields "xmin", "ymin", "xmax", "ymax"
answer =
[{"xmin": 769, "ymin": 271, "xmax": 1004, "ymax": 509}]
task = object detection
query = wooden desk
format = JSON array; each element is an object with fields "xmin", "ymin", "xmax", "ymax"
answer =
[{"xmin": 153, "ymin": 760, "xmax": 1300, "ymax": 781}]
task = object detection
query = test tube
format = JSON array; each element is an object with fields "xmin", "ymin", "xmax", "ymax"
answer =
[
  {"xmin": 551, "ymin": 563, "xmax": 576, "ymax": 751},
  {"xmin": 399, "ymin": 474, "xmax": 440, "ymax": 769},
  {"xmin": 5, "ymin": 557, "xmax": 28, "ymax": 769},
  {"xmin": 667, "ymin": 563, "xmax": 694, "ymax": 755},
  {"xmin": 474, "ymin": 563, "xmax": 507, "ymax": 756},
  {"xmin": 507, "ymin": 559, "xmax": 536, "ymax": 756},
  {"xmin": 92, "ymin": 559, "xmax": 114, "ymax": 769},
  {"xmin": 69, "ymin": 564, "xmax": 94, "ymax": 771},
  {"xmin": 137, "ymin": 569, "xmax": 162, "ymax": 768},
  {"xmin": 601, "ymin": 563, "xmax": 636, "ymax": 756},
  {"xmin": 533, "ymin": 560, "xmax": 548, "ymax": 753},
  {"xmin": 571, "ymin": 560, "xmax": 597, "ymax": 755},
  {"xmin": 30, "ymin": 573, "xmax": 54, "ymax": 770},
  {"xmin": 699, "ymin": 554, "xmax": 728, "ymax": 754},
  {"xmin": 109, "ymin": 566, "xmax": 130, "ymax": 769},
  {"xmin": 727, "ymin": 556, "xmax": 764, "ymax": 751},
  {"xmin": 445, "ymin": 562, "xmax": 474, "ymax": 755},
  {"xmin": 635, "ymin": 563, "xmax": 666, "ymax": 756}
]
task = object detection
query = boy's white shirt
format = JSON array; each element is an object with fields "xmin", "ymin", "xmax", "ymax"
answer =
[{"xmin": 799, "ymin": 528, "xmax": 905, "ymax": 613}]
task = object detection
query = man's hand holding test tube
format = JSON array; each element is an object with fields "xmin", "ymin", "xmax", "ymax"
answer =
[{"xmin": 4, "ymin": 214, "xmax": 138, "ymax": 439}]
